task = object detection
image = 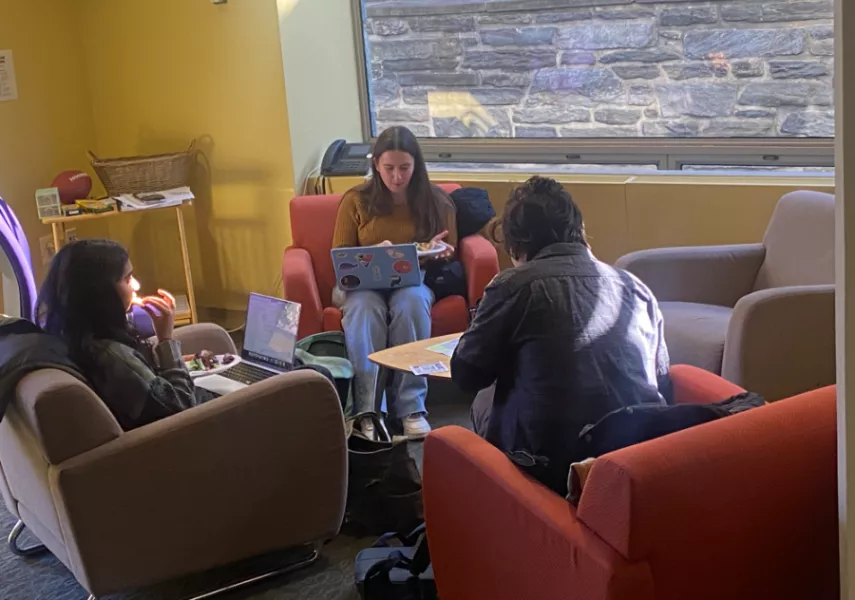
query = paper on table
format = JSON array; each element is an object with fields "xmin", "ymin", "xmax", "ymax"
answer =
[
  {"xmin": 410, "ymin": 362, "xmax": 449, "ymax": 376},
  {"xmin": 0, "ymin": 50, "xmax": 18, "ymax": 102},
  {"xmin": 114, "ymin": 186, "xmax": 195, "ymax": 212},
  {"xmin": 427, "ymin": 338, "xmax": 460, "ymax": 357}
]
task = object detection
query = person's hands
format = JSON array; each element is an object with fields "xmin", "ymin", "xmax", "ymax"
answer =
[
  {"xmin": 379, "ymin": 240, "xmax": 393, "ymax": 247},
  {"xmin": 427, "ymin": 230, "xmax": 455, "ymax": 261},
  {"xmin": 140, "ymin": 289, "xmax": 175, "ymax": 342}
]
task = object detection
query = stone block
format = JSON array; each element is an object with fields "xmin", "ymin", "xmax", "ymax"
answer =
[
  {"xmin": 684, "ymin": 29, "xmax": 804, "ymax": 59},
  {"xmin": 657, "ymin": 82, "xmax": 739, "ymax": 117},
  {"xmin": 732, "ymin": 59, "xmax": 766, "ymax": 78},
  {"xmin": 660, "ymin": 6, "xmax": 717, "ymax": 26},
  {"xmin": 515, "ymin": 126, "xmax": 559, "ymax": 137},
  {"xmin": 599, "ymin": 49, "xmax": 681, "ymax": 63},
  {"xmin": 735, "ymin": 109, "xmax": 776, "ymax": 118},
  {"xmin": 557, "ymin": 21, "xmax": 655, "ymax": 50},
  {"xmin": 372, "ymin": 19, "xmax": 409, "ymax": 36},
  {"xmin": 721, "ymin": 1, "xmax": 833, "ymax": 23},
  {"xmin": 560, "ymin": 51, "xmax": 597, "ymax": 65},
  {"xmin": 642, "ymin": 121, "xmax": 702, "ymax": 137},
  {"xmin": 377, "ymin": 107, "xmax": 430, "ymax": 122},
  {"xmin": 481, "ymin": 72, "xmax": 532, "ymax": 87},
  {"xmin": 534, "ymin": 9, "xmax": 593, "ymax": 23},
  {"xmin": 738, "ymin": 82, "xmax": 813, "ymax": 107},
  {"xmin": 410, "ymin": 16, "xmax": 477, "ymax": 33},
  {"xmin": 371, "ymin": 78, "xmax": 400, "ymax": 106},
  {"xmin": 514, "ymin": 105, "xmax": 591, "ymax": 124},
  {"xmin": 463, "ymin": 49, "xmax": 556, "ymax": 70},
  {"xmin": 769, "ymin": 60, "xmax": 830, "ymax": 79},
  {"xmin": 627, "ymin": 84, "xmax": 655, "ymax": 106},
  {"xmin": 532, "ymin": 67, "xmax": 624, "ymax": 101},
  {"xmin": 810, "ymin": 38, "xmax": 834, "ymax": 56},
  {"xmin": 665, "ymin": 63, "xmax": 728, "ymax": 80},
  {"xmin": 594, "ymin": 7, "xmax": 656, "ymax": 20},
  {"xmin": 780, "ymin": 111, "xmax": 834, "ymax": 137},
  {"xmin": 398, "ymin": 72, "xmax": 480, "ymax": 86},
  {"xmin": 614, "ymin": 65, "xmax": 661, "ymax": 80},
  {"xmin": 701, "ymin": 118, "xmax": 776, "ymax": 137},
  {"xmin": 481, "ymin": 27, "xmax": 557, "ymax": 46},
  {"xmin": 595, "ymin": 108, "xmax": 641, "ymax": 125},
  {"xmin": 559, "ymin": 125, "xmax": 639, "ymax": 138},
  {"xmin": 383, "ymin": 58, "xmax": 460, "ymax": 72}
]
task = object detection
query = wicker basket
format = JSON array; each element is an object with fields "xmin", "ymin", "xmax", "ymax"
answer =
[{"xmin": 88, "ymin": 141, "xmax": 195, "ymax": 196}]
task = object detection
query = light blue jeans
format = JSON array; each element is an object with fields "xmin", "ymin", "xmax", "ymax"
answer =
[{"xmin": 336, "ymin": 284, "xmax": 434, "ymax": 418}]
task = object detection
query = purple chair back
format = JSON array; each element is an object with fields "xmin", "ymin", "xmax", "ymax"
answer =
[
  {"xmin": 0, "ymin": 212, "xmax": 37, "ymax": 321},
  {"xmin": 0, "ymin": 199, "xmax": 31, "ymax": 270}
]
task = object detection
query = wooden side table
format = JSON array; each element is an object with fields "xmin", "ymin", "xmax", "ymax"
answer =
[
  {"xmin": 41, "ymin": 202, "xmax": 197, "ymax": 326},
  {"xmin": 368, "ymin": 334, "xmax": 459, "ymax": 382}
]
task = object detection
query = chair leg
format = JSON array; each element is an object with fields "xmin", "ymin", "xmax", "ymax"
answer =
[
  {"xmin": 7, "ymin": 520, "xmax": 48, "ymax": 558},
  {"xmin": 186, "ymin": 543, "xmax": 321, "ymax": 600}
]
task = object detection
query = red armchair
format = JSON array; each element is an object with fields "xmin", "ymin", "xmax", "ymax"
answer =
[
  {"xmin": 283, "ymin": 184, "xmax": 500, "ymax": 340},
  {"xmin": 423, "ymin": 365, "xmax": 838, "ymax": 600}
]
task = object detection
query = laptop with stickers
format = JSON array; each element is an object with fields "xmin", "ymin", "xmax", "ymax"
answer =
[{"xmin": 331, "ymin": 244, "xmax": 421, "ymax": 291}]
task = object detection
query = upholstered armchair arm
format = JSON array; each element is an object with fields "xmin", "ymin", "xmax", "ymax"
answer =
[
  {"xmin": 722, "ymin": 284, "xmax": 835, "ymax": 401},
  {"xmin": 615, "ymin": 244, "xmax": 765, "ymax": 307},
  {"xmin": 669, "ymin": 364, "xmax": 746, "ymax": 406},
  {"xmin": 283, "ymin": 247, "xmax": 324, "ymax": 339},
  {"xmin": 424, "ymin": 426, "xmax": 650, "ymax": 600},
  {"xmin": 172, "ymin": 323, "xmax": 236, "ymax": 356},
  {"xmin": 459, "ymin": 234, "xmax": 500, "ymax": 308},
  {"xmin": 52, "ymin": 370, "xmax": 347, "ymax": 597}
]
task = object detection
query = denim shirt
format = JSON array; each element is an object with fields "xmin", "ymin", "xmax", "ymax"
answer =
[{"xmin": 451, "ymin": 242, "xmax": 671, "ymax": 471}]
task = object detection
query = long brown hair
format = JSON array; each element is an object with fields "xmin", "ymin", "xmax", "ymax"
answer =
[{"xmin": 358, "ymin": 126, "xmax": 450, "ymax": 241}]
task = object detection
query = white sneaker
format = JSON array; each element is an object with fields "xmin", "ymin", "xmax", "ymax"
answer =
[
  {"xmin": 358, "ymin": 416, "xmax": 376, "ymax": 441},
  {"xmin": 403, "ymin": 413, "xmax": 431, "ymax": 440}
]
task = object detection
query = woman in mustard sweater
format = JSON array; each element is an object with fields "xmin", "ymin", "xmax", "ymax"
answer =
[{"xmin": 332, "ymin": 126, "xmax": 456, "ymax": 440}]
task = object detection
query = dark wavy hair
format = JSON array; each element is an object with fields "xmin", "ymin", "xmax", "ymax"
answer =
[
  {"xmin": 498, "ymin": 176, "xmax": 587, "ymax": 261},
  {"xmin": 37, "ymin": 239, "xmax": 139, "ymax": 364},
  {"xmin": 357, "ymin": 126, "xmax": 451, "ymax": 241}
]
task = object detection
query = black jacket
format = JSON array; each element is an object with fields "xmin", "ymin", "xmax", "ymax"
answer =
[
  {"xmin": 0, "ymin": 318, "xmax": 86, "ymax": 422},
  {"xmin": 451, "ymin": 243, "xmax": 671, "ymax": 486}
]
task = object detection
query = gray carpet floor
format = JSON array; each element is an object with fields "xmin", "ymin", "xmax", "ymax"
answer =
[{"xmin": 0, "ymin": 388, "xmax": 472, "ymax": 600}]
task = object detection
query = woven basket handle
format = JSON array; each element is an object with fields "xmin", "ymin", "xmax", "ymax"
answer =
[{"xmin": 87, "ymin": 150, "xmax": 100, "ymax": 163}]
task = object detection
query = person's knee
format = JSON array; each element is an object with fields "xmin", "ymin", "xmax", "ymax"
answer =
[
  {"xmin": 343, "ymin": 291, "xmax": 387, "ymax": 323},
  {"xmin": 389, "ymin": 286, "xmax": 433, "ymax": 321}
]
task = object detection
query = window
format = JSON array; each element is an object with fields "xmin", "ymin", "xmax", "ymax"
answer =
[{"xmin": 356, "ymin": 0, "xmax": 835, "ymax": 150}]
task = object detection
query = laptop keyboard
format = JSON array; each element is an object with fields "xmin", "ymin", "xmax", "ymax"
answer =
[{"xmin": 220, "ymin": 362, "xmax": 277, "ymax": 386}]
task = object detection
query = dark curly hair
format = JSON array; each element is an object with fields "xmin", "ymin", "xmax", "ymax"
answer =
[{"xmin": 498, "ymin": 176, "xmax": 587, "ymax": 262}]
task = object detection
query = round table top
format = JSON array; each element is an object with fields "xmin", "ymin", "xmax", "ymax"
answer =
[{"xmin": 368, "ymin": 334, "xmax": 461, "ymax": 380}]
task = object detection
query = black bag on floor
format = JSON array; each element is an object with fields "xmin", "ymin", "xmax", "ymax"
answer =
[
  {"xmin": 356, "ymin": 524, "xmax": 435, "ymax": 600},
  {"xmin": 346, "ymin": 414, "xmax": 424, "ymax": 536}
]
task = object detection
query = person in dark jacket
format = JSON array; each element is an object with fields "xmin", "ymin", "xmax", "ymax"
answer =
[
  {"xmin": 36, "ymin": 239, "xmax": 196, "ymax": 431},
  {"xmin": 451, "ymin": 176, "xmax": 671, "ymax": 494}
]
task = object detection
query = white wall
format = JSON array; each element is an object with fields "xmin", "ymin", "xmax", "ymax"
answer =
[{"xmin": 278, "ymin": 0, "xmax": 365, "ymax": 194}]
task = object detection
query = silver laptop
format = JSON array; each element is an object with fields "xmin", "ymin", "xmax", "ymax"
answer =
[
  {"xmin": 195, "ymin": 293, "xmax": 301, "ymax": 397},
  {"xmin": 331, "ymin": 243, "xmax": 422, "ymax": 291}
]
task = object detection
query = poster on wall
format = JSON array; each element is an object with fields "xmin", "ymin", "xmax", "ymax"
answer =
[{"xmin": 0, "ymin": 50, "xmax": 18, "ymax": 102}]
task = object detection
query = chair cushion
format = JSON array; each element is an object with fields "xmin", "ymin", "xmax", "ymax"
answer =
[
  {"xmin": 323, "ymin": 295, "xmax": 469, "ymax": 338},
  {"xmin": 660, "ymin": 302, "xmax": 733, "ymax": 375}
]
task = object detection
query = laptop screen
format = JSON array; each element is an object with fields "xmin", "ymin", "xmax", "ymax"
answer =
[{"xmin": 242, "ymin": 293, "xmax": 301, "ymax": 370}]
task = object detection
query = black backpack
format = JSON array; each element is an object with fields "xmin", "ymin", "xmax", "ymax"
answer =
[{"xmin": 450, "ymin": 187, "xmax": 495, "ymax": 238}]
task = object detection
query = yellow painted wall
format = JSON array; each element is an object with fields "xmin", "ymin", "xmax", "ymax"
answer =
[
  {"xmin": 78, "ymin": 0, "xmax": 295, "ymax": 311},
  {"xmin": 0, "ymin": 0, "xmax": 95, "ymax": 283}
]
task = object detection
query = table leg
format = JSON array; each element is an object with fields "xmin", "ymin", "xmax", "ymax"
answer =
[
  {"xmin": 175, "ymin": 205, "xmax": 198, "ymax": 324},
  {"xmin": 51, "ymin": 222, "xmax": 64, "ymax": 253}
]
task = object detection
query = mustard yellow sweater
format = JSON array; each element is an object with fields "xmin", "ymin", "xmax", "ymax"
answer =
[{"xmin": 332, "ymin": 188, "xmax": 458, "ymax": 250}]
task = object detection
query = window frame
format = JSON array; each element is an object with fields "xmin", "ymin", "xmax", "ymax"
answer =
[{"xmin": 350, "ymin": 0, "xmax": 835, "ymax": 172}]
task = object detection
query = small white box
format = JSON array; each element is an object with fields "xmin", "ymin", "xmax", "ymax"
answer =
[{"xmin": 35, "ymin": 187, "xmax": 62, "ymax": 219}]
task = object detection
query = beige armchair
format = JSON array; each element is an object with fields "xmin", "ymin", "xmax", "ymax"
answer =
[
  {"xmin": 0, "ymin": 324, "xmax": 347, "ymax": 599},
  {"xmin": 616, "ymin": 190, "xmax": 834, "ymax": 401}
]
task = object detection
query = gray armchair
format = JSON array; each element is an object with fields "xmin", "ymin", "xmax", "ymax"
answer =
[
  {"xmin": 616, "ymin": 190, "xmax": 834, "ymax": 401},
  {"xmin": 0, "ymin": 324, "xmax": 347, "ymax": 599}
]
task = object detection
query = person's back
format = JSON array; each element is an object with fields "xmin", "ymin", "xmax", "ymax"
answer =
[{"xmin": 452, "ymin": 177, "xmax": 669, "ymax": 493}]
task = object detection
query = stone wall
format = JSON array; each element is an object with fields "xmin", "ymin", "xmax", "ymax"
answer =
[{"xmin": 363, "ymin": 0, "xmax": 835, "ymax": 138}]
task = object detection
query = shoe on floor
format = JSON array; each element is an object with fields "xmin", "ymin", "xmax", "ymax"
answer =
[
  {"xmin": 358, "ymin": 416, "xmax": 376, "ymax": 441},
  {"xmin": 403, "ymin": 413, "xmax": 431, "ymax": 440}
]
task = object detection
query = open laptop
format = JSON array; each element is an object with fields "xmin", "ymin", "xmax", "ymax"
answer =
[
  {"xmin": 195, "ymin": 293, "xmax": 301, "ymax": 397},
  {"xmin": 331, "ymin": 244, "xmax": 421, "ymax": 291}
]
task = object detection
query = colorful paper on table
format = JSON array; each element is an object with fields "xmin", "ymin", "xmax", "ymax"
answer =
[
  {"xmin": 427, "ymin": 338, "xmax": 460, "ymax": 357},
  {"xmin": 410, "ymin": 362, "xmax": 449, "ymax": 376}
]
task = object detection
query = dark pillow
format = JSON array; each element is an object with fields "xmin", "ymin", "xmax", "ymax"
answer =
[{"xmin": 450, "ymin": 187, "xmax": 495, "ymax": 239}]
